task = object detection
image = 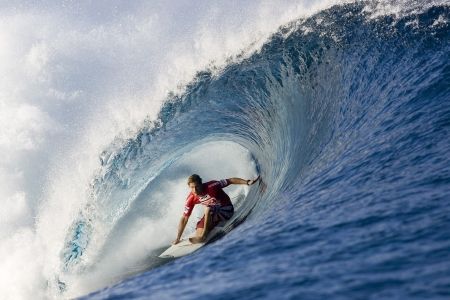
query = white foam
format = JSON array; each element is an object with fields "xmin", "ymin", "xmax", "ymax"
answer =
[{"xmin": 363, "ymin": 0, "xmax": 449, "ymax": 19}]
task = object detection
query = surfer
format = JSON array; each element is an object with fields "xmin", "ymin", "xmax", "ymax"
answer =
[{"xmin": 173, "ymin": 174, "xmax": 259, "ymax": 244}]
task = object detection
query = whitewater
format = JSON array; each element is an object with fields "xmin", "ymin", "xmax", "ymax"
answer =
[{"xmin": 0, "ymin": 1, "xmax": 449, "ymax": 299}]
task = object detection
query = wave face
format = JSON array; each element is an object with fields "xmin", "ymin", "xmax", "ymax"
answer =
[
  {"xmin": 81, "ymin": 3, "xmax": 450, "ymax": 299},
  {"xmin": 1, "ymin": 1, "xmax": 449, "ymax": 299},
  {"xmin": 70, "ymin": 3, "xmax": 450, "ymax": 299}
]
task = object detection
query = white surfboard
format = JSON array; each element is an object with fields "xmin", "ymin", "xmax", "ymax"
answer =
[
  {"xmin": 158, "ymin": 239, "xmax": 205, "ymax": 258},
  {"xmin": 159, "ymin": 225, "xmax": 225, "ymax": 258}
]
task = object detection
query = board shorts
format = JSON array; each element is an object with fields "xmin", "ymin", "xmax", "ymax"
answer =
[{"xmin": 196, "ymin": 205, "xmax": 234, "ymax": 229}]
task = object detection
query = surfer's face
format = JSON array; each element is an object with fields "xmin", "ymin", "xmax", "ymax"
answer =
[{"xmin": 189, "ymin": 182, "xmax": 202, "ymax": 195}]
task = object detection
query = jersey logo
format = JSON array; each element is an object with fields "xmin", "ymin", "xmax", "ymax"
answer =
[{"xmin": 199, "ymin": 194, "xmax": 218, "ymax": 206}]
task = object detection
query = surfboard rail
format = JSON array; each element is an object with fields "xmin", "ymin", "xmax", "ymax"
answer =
[{"xmin": 158, "ymin": 225, "xmax": 226, "ymax": 258}]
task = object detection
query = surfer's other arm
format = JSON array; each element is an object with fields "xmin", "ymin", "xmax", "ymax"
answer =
[
  {"xmin": 173, "ymin": 215, "xmax": 189, "ymax": 245},
  {"xmin": 227, "ymin": 175, "xmax": 260, "ymax": 186}
]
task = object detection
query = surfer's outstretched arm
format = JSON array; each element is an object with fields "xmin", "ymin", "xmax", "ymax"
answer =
[
  {"xmin": 173, "ymin": 215, "xmax": 189, "ymax": 245},
  {"xmin": 228, "ymin": 175, "xmax": 260, "ymax": 186}
]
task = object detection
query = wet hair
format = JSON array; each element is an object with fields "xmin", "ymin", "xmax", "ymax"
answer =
[{"xmin": 187, "ymin": 174, "xmax": 202, "ymax": 185}]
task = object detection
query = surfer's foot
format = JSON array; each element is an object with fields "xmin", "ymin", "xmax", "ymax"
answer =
[{"xmin": 189, "ymin": 236, "xmax": 206, "ymax": 244}]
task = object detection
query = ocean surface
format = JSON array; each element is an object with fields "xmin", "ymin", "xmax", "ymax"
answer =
[{"xmin": 1, "ymin": 1, "xmax": 449, "ymax": 299}]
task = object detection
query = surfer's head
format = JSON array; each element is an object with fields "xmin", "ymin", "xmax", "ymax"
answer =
[{"xmin": 188, "ymin": 174, "xmax": 203, "ymax": 195}]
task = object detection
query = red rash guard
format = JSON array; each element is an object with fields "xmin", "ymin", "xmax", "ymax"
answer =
[{"xmin": 183, "ymin": 179, "xmax": 232, "ymax": 217}]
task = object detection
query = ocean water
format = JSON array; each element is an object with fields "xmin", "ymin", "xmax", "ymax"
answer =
[{"xmin": 0, "ymin": 1, "xmax": 449, "ymax": 299}]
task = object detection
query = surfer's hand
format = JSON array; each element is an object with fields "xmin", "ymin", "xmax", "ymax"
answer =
[
  {"xmin": 172, "ymin": 239, "xmax": 180, "ymax": 245},
  {"xmin": 247, "ymin": 175, "xmax": 260, "ymax": 186}
]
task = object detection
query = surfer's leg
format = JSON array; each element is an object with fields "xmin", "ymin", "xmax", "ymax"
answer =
[
  {"xmin": 202, "ymin": 206, "xmax": 212, "ymax": 238},
  {"xmin": 190, "ymin": 220, "xmax": 205, "ymax": 244},
  {"xmin": 195, "ymin": 215, "xmax": 205, "ymax": 236},
  {"xmin": 195, "ymin": 226, "xmax": 204, "ymax": 237},
  {"xmin": 190, "ymin": 207, "xmax": 211, "ymax": 244}
]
